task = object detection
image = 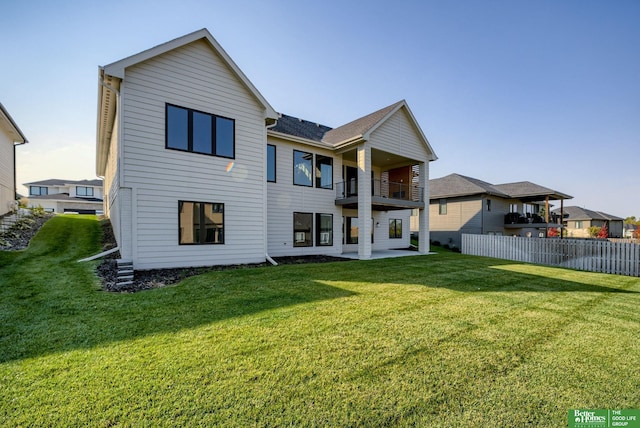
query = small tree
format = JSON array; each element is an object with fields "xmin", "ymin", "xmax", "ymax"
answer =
[
  {"xmin": 633, "ymin": 227, "xmax": 640, "ymax": 239},
  {"xmin": 597, "ymin": 223, "xmax": 608, "ymax": 239},
  {"xmin": 588, "ymin": 226, "xmax": 600, "ymax": 238}
]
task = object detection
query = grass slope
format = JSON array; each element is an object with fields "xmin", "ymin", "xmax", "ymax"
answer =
[{"xmin": 1, "ymin": 216, "xmax": 639, "ymax": 426}]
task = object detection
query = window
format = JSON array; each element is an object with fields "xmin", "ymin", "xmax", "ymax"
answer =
[
  {"xmin": 293, "ymin": 212, "xmax": 313, "ymax": 247},
  {"xmin": 389, "ymin": 219, "xmax": 402, "ymax": 239},
  {"xmin": 439, "ymin": 199, "xmax": 447, "ymax": 215},
  {"xmin": 345, "ymin": 217, "xmax": 374, "ymax": 244},
  {"xmin": 486, "ymin": 199, "xmax": 491, "ymax": 212},
  {"xmin": 179, "ymin": 201, "xmax": 224, "ymax": 245},
  {"xmin": 29, "ymin": 186, "xmax": 48, "ymax": 196},
  {"xmin": 293, "ymin": 150, "xmax": 313, "ymax": 186},
  {"xmin": 166, "ymin": 104, "xmax": 235, "ymax": 158},
  {"xmin": 575, "ymin": 220, "xmax": 583, "ymax": 229},
  {"xmin": 510, "ymin": 203, "xmax": 519, "ymax": 213},
  {"xmin": 316, "ymin": 213, "xmax": 333, "ymax": 246},
  {"xmin": 267, "ymin": 144, "xmax": 276, "ymax": 182},
  {"xmin": 76, "ymin": 186, "xmax": 94, "ymax": 197},
  {"xmin": 315, "ymin": 155, "xmax": 333, "ymax": 189}
]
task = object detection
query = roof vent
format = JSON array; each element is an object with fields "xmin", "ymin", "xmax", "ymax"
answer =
[{"xmin": 298, "ymin": 118, "xmax": 303, "ymax": 123}]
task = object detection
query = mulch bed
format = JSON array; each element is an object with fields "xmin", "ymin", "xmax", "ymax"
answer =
[
  {"xmin": 96, "ymin": 220, "xmax": 349, "ymax": 293},
  {"xmin": 0, "ymin": 214, "xmax": 53, "ymax": 251}
]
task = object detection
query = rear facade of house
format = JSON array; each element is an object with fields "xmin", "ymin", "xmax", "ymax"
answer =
[
  {"xmin": 97, "ymin": 29, "xmax": 436, "ymax": 270},
  {"xmin": 0, "ymin": 103, "xmax": 28, "ymax": 217}
]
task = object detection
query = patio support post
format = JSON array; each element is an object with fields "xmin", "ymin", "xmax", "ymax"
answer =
[
  {"xmin": 418, "ymin": 161, "xmax": 429, "ymax": 254},
  {"xmin": 357, "ymin": 143, "xmax": 372, "ymax": 259}
]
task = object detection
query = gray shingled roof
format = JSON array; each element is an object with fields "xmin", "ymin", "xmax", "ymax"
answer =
[
  {"xmin": 493, "ymin": 181, "xmax": 572, "ymax": 201},
  {"xmin": 551, "ymin": 206, "xmax": 623, "ymax": 221},
  {"xmin": 431, "ymin": 174, "xmax": 571, "ymax": 201},
  {"xmin": 270, "ymin": 101, "xmax": 406, "ymax": 147},
  {"xmin": 430, "ymin": 174, "xmax": 509, "ymax": 199},
  {"xmin": 269, "ymin": 114, "xmax": 332, "ymax": 142},
  {"xmin": 323, "ymin": 101, "xmax": 403, "ymax": 145},
  {"xmin": 25, "ymin": 179, "xmax": 103, "ymax": 187}
]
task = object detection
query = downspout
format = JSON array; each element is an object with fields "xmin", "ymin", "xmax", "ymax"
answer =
[{"xmin": 265, "ymin": 117, "xmax": 278, "ymax": 266}]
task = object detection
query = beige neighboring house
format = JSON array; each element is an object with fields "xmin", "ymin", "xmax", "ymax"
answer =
[
  {"xmin": 25, "ymin": 179, "xmax": 104, "ymax": 214},
  {"xmin": 97, "ymin": 28, "xmax": 436, "ymax": 270},
  {"xmin": 0, "ymin": 103, "xmax": 28, "ymax": 217},
  {"xmin": 552, "ymin": 206, "xmax": 623, "ymax": 238},
  {"xmin": 424, "ymin": 173, "xmax": 572, "ymax": 248}
]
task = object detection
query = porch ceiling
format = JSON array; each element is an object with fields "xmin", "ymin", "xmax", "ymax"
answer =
[{"xmin": 340, "ymin": 147, "xmax": 415, "ymax": 168}]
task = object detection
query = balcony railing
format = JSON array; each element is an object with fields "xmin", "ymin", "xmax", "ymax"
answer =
[
  {"xmin": 504, "ymin": 212, "xmax": 562, "ymax": 226},
  {"xmin": 336, "ymin": 179, "xmax": 423, "ymax": 202}
]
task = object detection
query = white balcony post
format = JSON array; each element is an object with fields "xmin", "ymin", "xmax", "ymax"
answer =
[
  {"xmin": 357, "ymin": 143, "xmax": 372, "ymax": 259},
  {"xmin": 418, "ymin": 161, "xmax": 429, "ymax": 254}
]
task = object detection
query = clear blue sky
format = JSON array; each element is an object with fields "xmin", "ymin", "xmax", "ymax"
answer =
[{"xmin": 2, "ymin": 0, "xmax": 639, "ymax": 217}]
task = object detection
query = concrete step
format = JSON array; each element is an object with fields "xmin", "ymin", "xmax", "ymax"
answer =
[{"xmin": 116, "ymin": 281, "xmax": 134, "ymax": 287}]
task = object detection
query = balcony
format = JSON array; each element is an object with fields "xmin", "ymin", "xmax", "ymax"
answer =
[
  {"xmin": 503, "ymin": 212, "xmax": 563, "ymax": 229},
  {"xmin": 336, "ymin": 179, "xmax": 424, "ymax": 211}
]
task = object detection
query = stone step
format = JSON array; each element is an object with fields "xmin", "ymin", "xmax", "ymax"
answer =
[{"xmin": 116, "ymin": 281, "xmax": 134, "ymax": 287}]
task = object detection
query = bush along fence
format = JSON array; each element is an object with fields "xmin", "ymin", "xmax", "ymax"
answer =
[{"xmin": 462, "ymin": 234, "xmax": 640, "ymax": 277}]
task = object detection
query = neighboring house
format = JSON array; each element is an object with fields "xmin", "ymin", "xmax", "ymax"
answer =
[
  {"xmin": 623, "ymin": 223, "xmax": 637, "ymax": 239},
  {"xmin": 425, "ymin": 173, "xmax": 572, "ymax": 248},
  {"xmin": 24, "ymin": 179, "xmax": 104, "ymax": 214},
  {"xmin": 96, "ymin": 28, "xmax": 437, "ymax": 270},
  {"xmin": 552, "ymin": 206, "xmax": 624, "ymax": 238},
  {"xmin": 0, "ymin": 103, "xmax": 28, "ymax": 216}
]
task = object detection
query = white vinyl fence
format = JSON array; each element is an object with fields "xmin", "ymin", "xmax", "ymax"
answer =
[{"xmin": 462, "ymin": 234, "xmax": 640, "ymax": 277}]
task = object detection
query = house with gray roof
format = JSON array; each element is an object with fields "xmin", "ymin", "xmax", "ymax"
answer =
[
  {"xmin": 552, "ymin": 206, "xmax": 623, "ymax": 238},
  {"xmin": 0, "ymin": 103, "xmax": 28, "ymax": 217},
  {"xmin": 24, "ymin": 178, "xmax": 103, "ymax": 214},
  {"xmin": 96, "ymin": 28, "xmax": 436, "ymax": 271},
  {"xmin": 425, "ymin": 173, "xmax": 572, "ymax": 248}
]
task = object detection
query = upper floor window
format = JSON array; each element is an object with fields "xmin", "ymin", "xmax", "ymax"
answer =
[
  {"xmin": 30, "ymin": 186, "xmax": 48, "ymax": 196},
  {"xmin": 315, "ymin": 155, "xmax": 333, "ymax": 189},
  {"xmin": 76, "ymin": 186, "xmax": 94, "ymax": 197},
  {"xmin": 486, "ymin": 199, "xmax": 491, "ymax": 212},
  {"xmin": 439, "ymin": 199, "xmax": 447, "ymax": 215},
  {"xmin": 267, "ymin": 144, "xmax": 276, "ymax": 182},
  {"xmin": 166, "ymin": 104, "xmax": 235, "ymax": 158},
  {"xmin": 293, "ymin": 150, "xmax": 333, "ymax": 189},
  {"xmin": 293, "ymin": 150, "xmax": 313, "ymax": 186}
]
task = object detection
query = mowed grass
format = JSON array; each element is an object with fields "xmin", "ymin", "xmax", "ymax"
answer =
[{"xmin": 1, "ymin": 216, "xmax": 639, "ymax": 426}]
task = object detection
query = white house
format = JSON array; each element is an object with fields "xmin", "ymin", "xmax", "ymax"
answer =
[
  {"xmin": 97, "ymin": 28, "xmax": 436, "ymax": 271},
  {"xmin": 0, "ymin": 103, "xmax": 28, "ymax": 217},
  {"xmin": 24, "ymin": 179, "xmax": 104, "ymax": 214}
]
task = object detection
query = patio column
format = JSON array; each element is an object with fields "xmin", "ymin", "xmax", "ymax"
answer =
[
  {"xmin": 357, "ymin": 143, "xmax": 372, "ymax": 259},
  {"xmin": 418, "ymin": 161, "xmax": 429, "ymax": 254}
]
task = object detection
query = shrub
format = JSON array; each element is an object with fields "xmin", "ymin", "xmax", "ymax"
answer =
[{"xmin": 31, "ymin": 206, "xmax": 46, "ymax": 217}]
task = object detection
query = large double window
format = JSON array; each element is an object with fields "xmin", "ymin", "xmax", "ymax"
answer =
[
  {"xmin": 293, "ymin": 150, "xmax": 333, "ymax": 189},
  {"xmin": 293, "ymin": 212, "xmax": 333, "ymax": 247},
  {"xmin": 179, "ymin": 201, "xmax": 224, "ymax": 245},
  {"xmin": 76, "ymin": 186, "xmax": 94, "ymax": 197},
  {"xmin": 166, "ymin": 104, "xmax": 235, "ymax": 158},
  {"xmin": 29, "ymin": 186, "xmax": 48, "ymax": 196}
]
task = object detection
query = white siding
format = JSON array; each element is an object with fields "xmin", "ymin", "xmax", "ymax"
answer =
[
  {"xmin": 0, "ymin": 130, "xmax": 14, "ymax": 216},
  {"xmin": 103, "ymin": 116, "xmax": 121, "ymax": 248},
  {"xmin": 369, "ymin": 108, "xmax": 430, "ymax": 161},
  {"xmin": 266, "ymin": 136, "xmax": 343, "ymax": 257},
  {"xmin": 120, "ymin": 39, "xmax": 268, "ymax": 269}
]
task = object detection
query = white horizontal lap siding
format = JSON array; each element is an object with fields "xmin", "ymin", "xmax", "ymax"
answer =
[
  {"xmin": 266, "ymin": 137, "xmax": 342, "ymax": 257},
  {"xmin": 121, "ymin": 39, "xmax": 267, "ymax": 269},
  {"xmin": 369, "ymin": 109, "xmax": 429, "ymax": 161},
  {"xmin": 0, "ymin": 131, "xmax": 14, "ymax": 215}
]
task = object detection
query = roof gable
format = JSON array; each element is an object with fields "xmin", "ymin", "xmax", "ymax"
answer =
[
  {"xmin": 102, "ymin": 28, "xmax": 276, "ymax": 119},
  {"xmin": 323, "ymin": 101, "xmax": 402, "ymax": 146}
]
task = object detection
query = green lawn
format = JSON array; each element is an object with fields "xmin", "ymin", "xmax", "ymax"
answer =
[{"xmin": 1, "ymin": 215, "xmax": 639, "ymax": 426}]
